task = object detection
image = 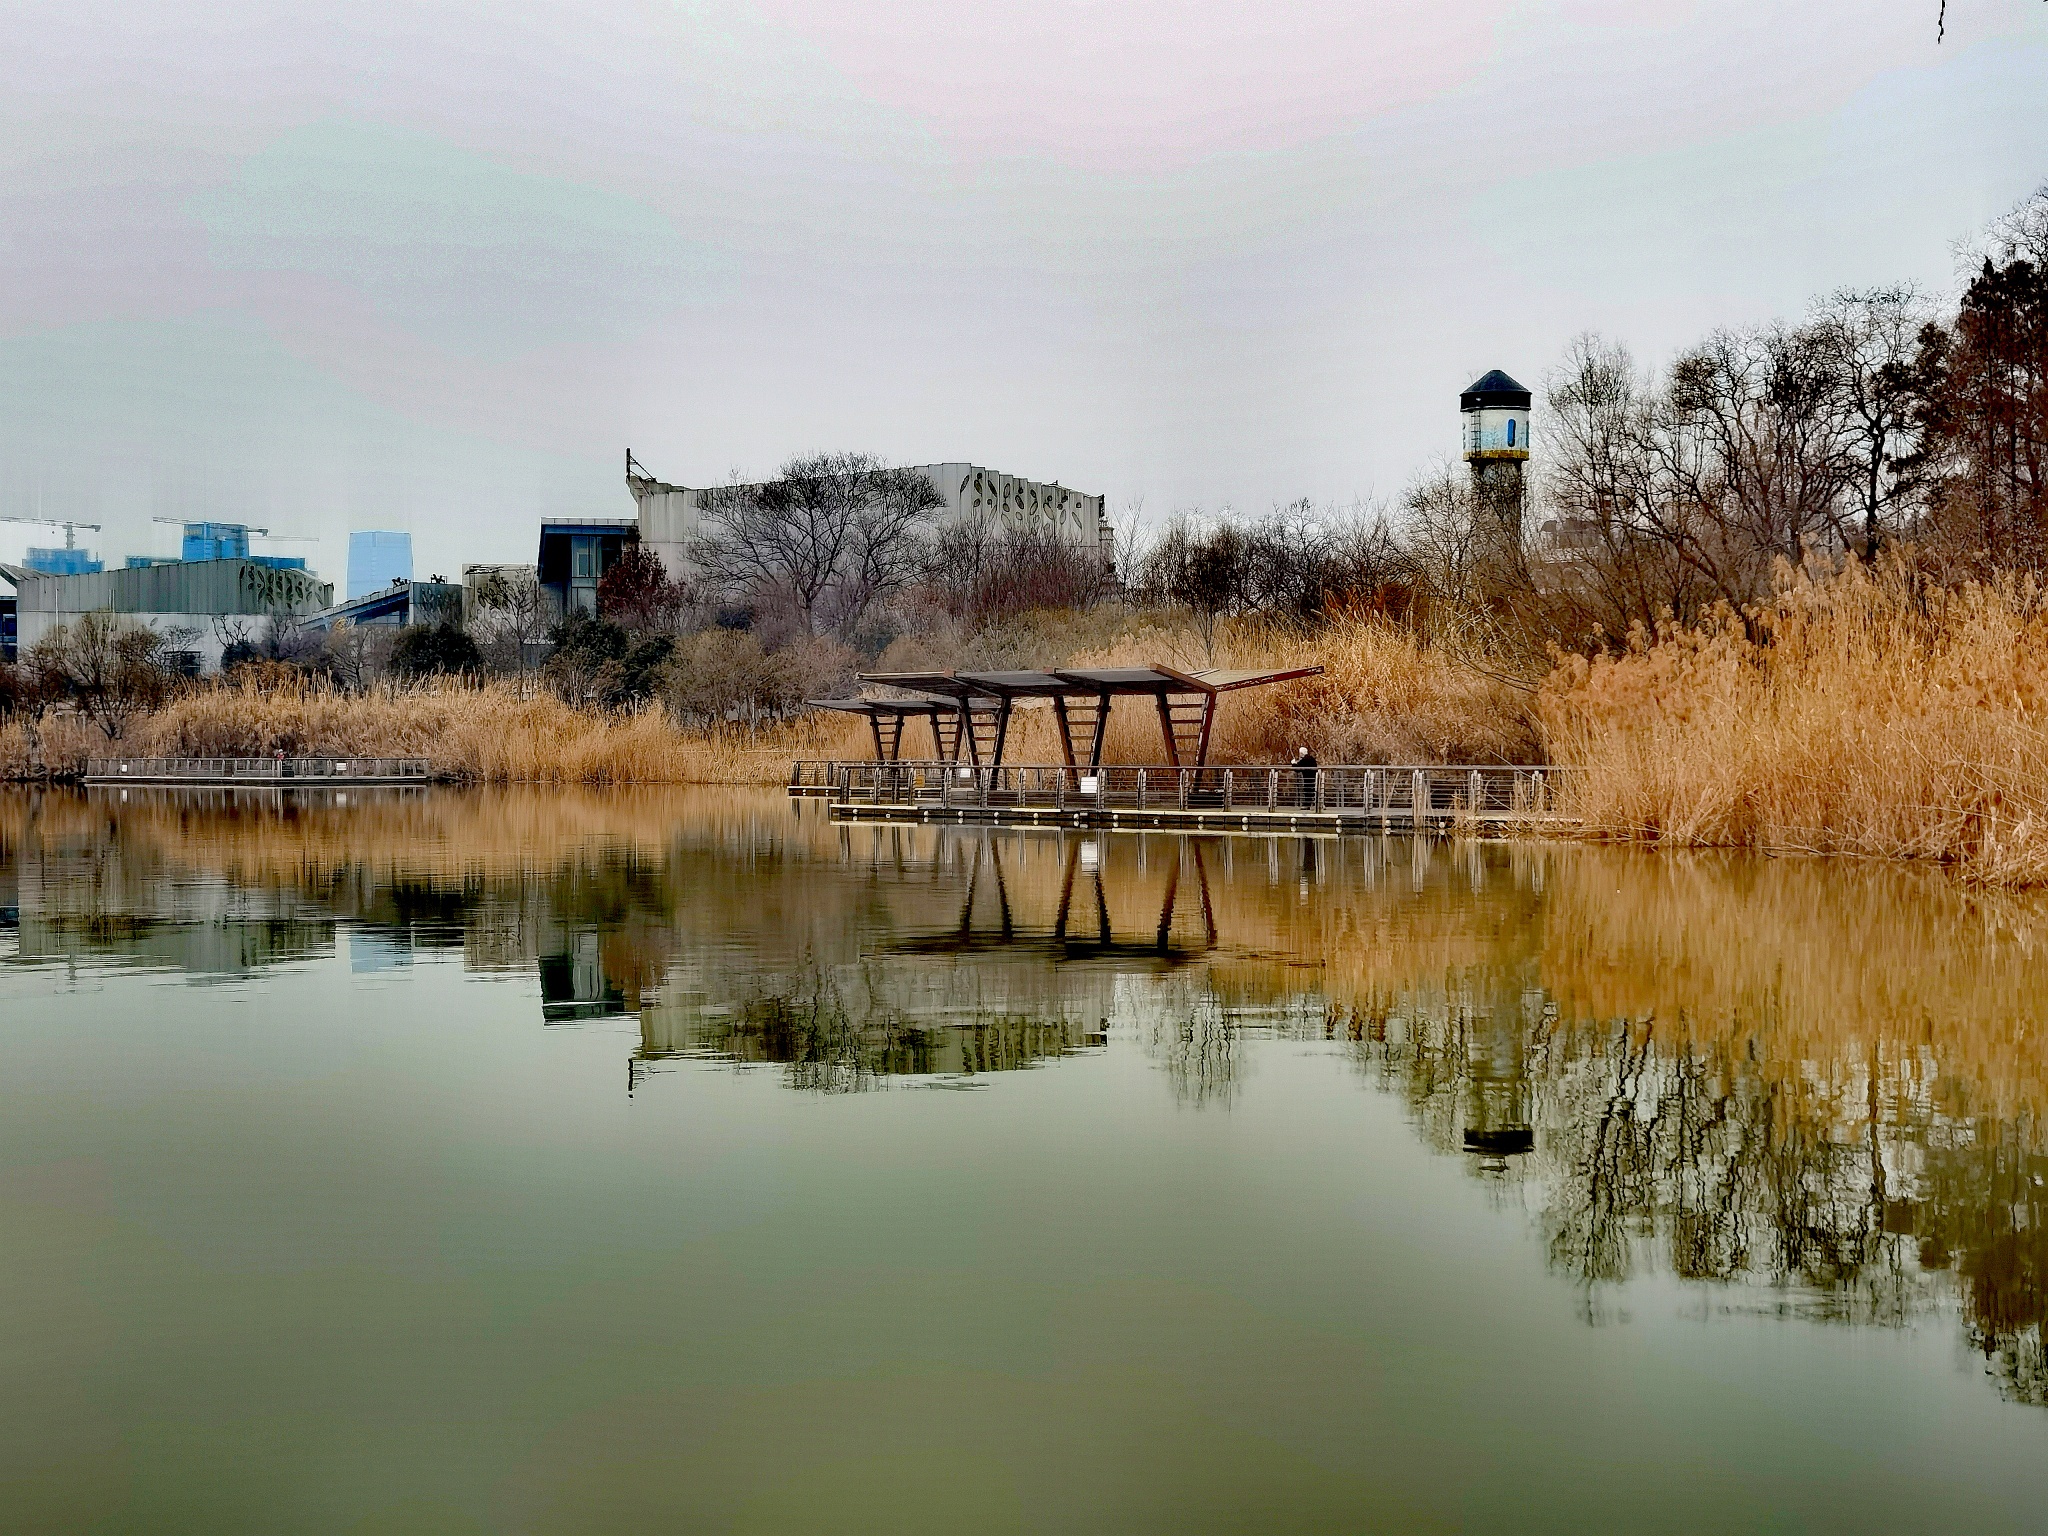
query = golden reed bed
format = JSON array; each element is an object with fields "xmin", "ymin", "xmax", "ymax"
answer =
[
  {"xmin": 7, "ymin": 562, "xmax": 2048, "ymax": 881},
  {"xmin": 0, "ymin": 611, "xmax": 1537, "ymax": 788},
  {"xmin": 1542, "ymin": 561, "xmax": 2048, "ymax": 885}
]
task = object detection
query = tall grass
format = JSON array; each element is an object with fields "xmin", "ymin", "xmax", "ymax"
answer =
[
  {"xmin": 2, "ymin": 612, "xmax": 1534, "ymax": 783},
  {"xmin": 985, "ymin": 609, "xmax": 1540, "ymax": 765},
  {"xmin": 3, "ymin": 679, "xmax": 868, "ymax": 785},
  {"xmin": 1541, "ymin": 560, "xmax": 2048, "ymax": 884}
]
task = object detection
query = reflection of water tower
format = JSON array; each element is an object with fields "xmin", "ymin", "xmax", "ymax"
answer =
[
  {"xmin": 1462, "ymin": 987, "xmax": 1541, "ymax": 1167},
  {"xmin": 1461, "ymin": 369, "xmax": 1531, "ymax": 543}
]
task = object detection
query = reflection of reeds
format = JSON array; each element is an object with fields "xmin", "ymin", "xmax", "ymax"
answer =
[{"xmin": 1536, "ymin": 845, "xmax": 2048, "ymax": 1123}]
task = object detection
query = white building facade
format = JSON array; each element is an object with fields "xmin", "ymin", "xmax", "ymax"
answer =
[{"xmin": 626, "ymin": 460, "xmax": 1111, "ymax": 581}]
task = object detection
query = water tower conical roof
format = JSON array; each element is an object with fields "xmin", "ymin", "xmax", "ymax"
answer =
[{"xmin": 1460, "ymin": 370, "xmax": 1531, "ymax": 411}]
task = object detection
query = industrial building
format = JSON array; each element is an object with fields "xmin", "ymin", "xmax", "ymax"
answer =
[{"xmin": 6, "ymin": 558, "xmax": 333, "ymax": 674}]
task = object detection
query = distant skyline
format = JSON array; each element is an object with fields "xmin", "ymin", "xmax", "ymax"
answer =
[{"xmin": 2, "ymin": 2, "xmax": 2044, "ymax": 585}]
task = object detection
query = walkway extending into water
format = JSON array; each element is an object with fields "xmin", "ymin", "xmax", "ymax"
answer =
[
  {"xmin": 790, "ymin": 760, "xmax": 1571, "ymax": 833},
  {"xmin": 84, "ymin": 756, "xmax": 434, "ymax": 787}
]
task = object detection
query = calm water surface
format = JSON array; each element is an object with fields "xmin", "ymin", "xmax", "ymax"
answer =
[{"xmin": 2, "ymin": 786, "xmax": 2045, "ymax": 1532}]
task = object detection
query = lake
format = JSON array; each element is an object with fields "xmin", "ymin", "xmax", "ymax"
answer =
[{"xmin": 1, "ymin": 786, "xmax": 2044, "ymax": 1532}]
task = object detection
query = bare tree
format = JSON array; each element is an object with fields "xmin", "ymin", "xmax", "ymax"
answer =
[
  {"xmin": 467, "ymin": 569, "xmax": 551, "ymax": 687},
  {"xmin": 1812, "ymin": 287, "xmax": 1930, "ymax": 560},
  {"xmin": 323, "ymin": 619, "xmax": 393, "ymax": 693},
  {"xmin": 33, "ymin": 611, "xmax": 175, "ymax": 739},
  {"xmin": 1136, "ymin": 516, "xmax": 1246, "ymax": 660},
  {"xmin": 691, "ymin": 452, "xmax": 943, "ymax": 639},
  {"xmin": 1652, "ymin": 322, "xmax": 1858, "ymax": 600},
  {"xmin": 1540, "ymin": 335, "xmax": 1714, "ymax": 634},
  {"xmin": 923, "ymin": 518, "xmax": 1109, "ymax": 624}
]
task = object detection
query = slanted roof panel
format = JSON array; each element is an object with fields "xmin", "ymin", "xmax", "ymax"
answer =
[
  {"xmin": 1052, "ymin": 667, "xmax": 1180, "ymax": 691},
  {"xmin": 807, "ymin": 697, "xmax": 946, "ymax": 715},
  {"xmin": 954, "ymin": 670, "xmax": 1072, "ymax": 695},
  {"xmin": 1196, "ymin": 666, "xmax": 1325, "ymax": 692}
]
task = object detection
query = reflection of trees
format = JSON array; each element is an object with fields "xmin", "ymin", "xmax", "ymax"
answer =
[
  {"xmin": 1912, "ymin": 1116, "xmax": 2048, "ymax": 1402},
  {"xmin": 648, "ymin": 962, "xmax": 1098, "ymax": 1093},
  {"xmin": 1128, "ymin": 978, "xmax": 1246, "ymax": 1108},
  {"xmin": 1350, "ymin": 995, "xmax": 2048, "ymax": 1403}
]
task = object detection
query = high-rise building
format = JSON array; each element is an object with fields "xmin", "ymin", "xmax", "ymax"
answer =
[{"xmin": 348, "ymin": 531, "xmax": 413, "ymax": 600}]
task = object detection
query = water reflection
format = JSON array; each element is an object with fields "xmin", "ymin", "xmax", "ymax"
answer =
[{"xmin": 2, "ymin": 785, "xmax": 2045, "ymax": 1405}]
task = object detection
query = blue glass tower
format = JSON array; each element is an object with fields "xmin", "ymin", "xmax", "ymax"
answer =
[{"xmin": 348, "ymin": 531, "xmax": 413, "ymax": 600}]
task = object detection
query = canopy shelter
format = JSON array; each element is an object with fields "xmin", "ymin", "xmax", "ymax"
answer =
[
  {"xmin": 805, "ymin": 697, "xmax": 973, "ymax": 762},
  {"xmin": 851, "ymin": 664, "xmax": 1322, "ymax": 768}
]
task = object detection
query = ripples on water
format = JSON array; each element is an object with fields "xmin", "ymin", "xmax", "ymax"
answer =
[{"xmin": 2, "ymin": 785, "xmax": 2045, "ymax": 1529}]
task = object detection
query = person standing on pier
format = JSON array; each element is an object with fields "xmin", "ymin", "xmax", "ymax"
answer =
[{"xmin": 1292, "ymin": 746, "xmax": 1318, "ymax": 807}]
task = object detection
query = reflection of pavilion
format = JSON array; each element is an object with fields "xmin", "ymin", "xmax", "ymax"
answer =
[
  {"xmin": 538, "ymin": 926, "xmax": 629, "ymax": 1022},
  {"xmin": 885, "ymin": 833, "xmax": 1218, "ymax": 964}
]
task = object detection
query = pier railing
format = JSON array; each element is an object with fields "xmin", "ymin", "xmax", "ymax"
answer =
[
  {"xmin": 86, "ymin": 756, "xmax": 433, "ymax": 784},
  {"xmin": 792, "ymin": 760, "xmax": 1568, "ymax": 822}
]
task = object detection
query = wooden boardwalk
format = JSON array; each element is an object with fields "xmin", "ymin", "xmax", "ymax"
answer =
[
  {"xmin": 790, "ymin": 760, "xmax": 1572, "ymax": 833},
  {"xmin": 85, "ymin": 756, "xmax": 434, "ymax": 787}
]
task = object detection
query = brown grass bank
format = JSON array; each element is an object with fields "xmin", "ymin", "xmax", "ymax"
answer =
[
  {"xmin": 908, "ymin": 610, "xmax": 1539, "ymax": 765},
  {"xmin": 1540, "ymin": 561, "xmax": 2048, "ymax": 885},
  {"xmin": 3, "ymin": 611, "xmax": 1537, "ymax": 784},
  {"xmin": 2, "ymin": 681, "xmax": 867, "ymax": 786}
]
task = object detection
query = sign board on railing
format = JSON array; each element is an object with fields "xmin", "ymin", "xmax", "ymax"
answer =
[{"xmin": 1078, "ymin": 776, "xmax": 1098, "ymax": 795}]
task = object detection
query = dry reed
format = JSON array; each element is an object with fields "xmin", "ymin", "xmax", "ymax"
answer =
[
  {"xmin": 3, "ymin": 610, "xmax": 1535, "ymax": 783},
  {"xmin": 988, "ymin": 608, "xmax": 1539, "ymax": 765},
  {"xmin": 2, "ymin": 678, "xmax": 868, "ymax": 785},
  {"xmin": 1541, "ymin": 560, "xmax": 2048, "ymax": 884}
]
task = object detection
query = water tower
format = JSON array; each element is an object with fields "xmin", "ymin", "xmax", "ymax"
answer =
[{"xmin": 1461, "ymin": 369, "xmax": 1531, "ymax": 538}]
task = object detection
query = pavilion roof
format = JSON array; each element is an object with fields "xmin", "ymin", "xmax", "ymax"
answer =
[
  {"xmin": 856, "ymin": 664, "xmax": 1321, "ymax": 700},
  {"xmin": 805, "ymin": 697, "xmax": 955, "ymax": 716}
]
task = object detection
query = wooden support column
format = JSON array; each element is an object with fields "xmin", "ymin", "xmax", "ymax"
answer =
[
  {"xmin": 877, "ymin": 713, "xmax": 906, "ymax": 761},
  {"xmin": 1193, "ymin": 692, "xmax": 1218, "ymax": 767},
  {"xmin": 990, "ymin": 697, "xmax": 1015, "ymax": 766},
  {"xmin": 1154, "ymin": 690, "xmax": 1181, "ymax": 766},
  {"xmin": 1052, "ymin": 696, "xmax": 1078, "ymax": 769}
]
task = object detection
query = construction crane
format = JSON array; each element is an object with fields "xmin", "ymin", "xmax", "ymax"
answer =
[
  {"xmin": 149, "ymin": 517, "xmax": 315, "ymax": 540},
  {"xmin": 0, "ymin": 514, "xmax": 101, "ymax": 549}
]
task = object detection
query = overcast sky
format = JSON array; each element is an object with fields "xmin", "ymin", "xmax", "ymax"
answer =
[{"xmin": 2, "ymin": 1, "xmax": 2044, "ymax": 583}]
